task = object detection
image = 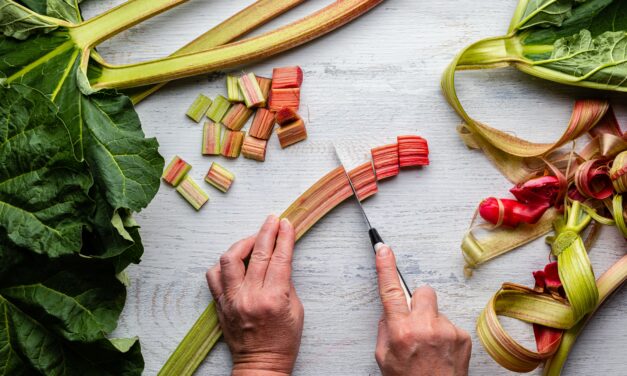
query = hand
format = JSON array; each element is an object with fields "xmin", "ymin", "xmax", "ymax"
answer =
[
  {"xmin": 206, "ymin": 215, "xmax": 304, "ymax": 376},
  {"xmin": 374, "ymin": 245, "xmax": 472, "ymax": 376}
]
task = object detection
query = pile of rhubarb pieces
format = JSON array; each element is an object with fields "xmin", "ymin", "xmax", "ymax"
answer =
[{"xmin": 161, "ymin": 66, "xmax": 308, "ymax": 210}]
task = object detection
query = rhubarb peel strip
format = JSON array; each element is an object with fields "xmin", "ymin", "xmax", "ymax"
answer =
[{"xmin": 478, "ymin": 254, "xmax": 627, "ymax": 374}]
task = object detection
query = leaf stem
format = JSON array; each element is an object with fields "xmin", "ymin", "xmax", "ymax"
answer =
[
  {"xmin": 129, "ymin": 0, "xmax": 305, "ymax": 104},
  {"xmin": 69, "ymin": 0, "xmax": 189, "ymax": 49},
  {"xmin": 89, "ymin": 0, "xmax": 384, "ymax": 90}
]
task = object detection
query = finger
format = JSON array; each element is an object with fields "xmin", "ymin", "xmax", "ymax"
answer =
[
  {"xmin": 375, "ymin": 244, "xmax": 410, "ymax": 319},
  {"xmin": 245, "ymin": 215, "xmax": 280, "ymax": 285},
  {"xmin": 375, "ymin": 314, "xmax": 389, "ymax": 366},
  {"xmin": 265, "ymin": 218, "xmax": 296, "ymax": 288},
  {"xmin": 220, "ymin": 236, "xmax": 256, "ymax": 290},
  {"xmin": 410, "ymin": 285, "xmax": 439, "ymax": 317},
  {"xmin": 206, "ymin": 265, "xmax": 223, "ymax": 300}
]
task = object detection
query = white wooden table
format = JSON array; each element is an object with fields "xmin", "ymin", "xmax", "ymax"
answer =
[{"xmin": 83, "ymin": 1, "xmax": 627, "ymax": 375}]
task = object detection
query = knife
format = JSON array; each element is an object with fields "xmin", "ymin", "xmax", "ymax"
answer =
[{"xmin": 334, "ymin": 146, "xmax": 413, "ymax": 307}]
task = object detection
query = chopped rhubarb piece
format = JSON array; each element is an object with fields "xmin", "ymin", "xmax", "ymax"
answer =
[
  {"xmin": 176, "ymin": 175, "xmax": 209, "ymax": 210},
  {"xmin": 271, "ymin": 66, "xmax": 303, "ymax": 89},
  {"xmin": 276, "ymin": 119, "xmax": 307, "ymax": 148},
  {"xmin": 371, "ymin": 143, "xmax": 399, "ymax": 180},
  {"xmin": 221, "ymin": 129, "xmax": 245, "ymax": 158},
  {"xmin": 256, "ymin": 76, "xmax": 272, "ymax": 107},
  {"xmin": 348, "ymin": 162, "xmax": 378, "ymax": 201},
  {"xmin": 206, "ymin": 95, "xmax": 231, "ymax": 123},
  {"xmin": 226, "ymin": 75, "xmax": 244, "ymax": 102},
  {"xmin": 249, "ymin": 108, "xmax": 275, "ymax": 140},
  {"xmin": 222, "ymin": 103, "xmax": 254, "ymax": 131},
  {"xmin": 397, "ymin": 135, "xmax": 429, "ymax": 167},
  {"xmin": 205, "ymin": 162, "xmax": 235, "ymax": 193},
  {"xmin": 269, "ymin": 88, "xmax": 300, "ymax": 112},
  {"xmin": 186, "ymin": 94, "xmax": 212, "ymax": 123},
  {"xmin": 241, "ymin": 135, "xmax": 268, "ymax": 162},
  {"xmin": 239, "ymin": 73, "xmax": 266, "ymax": 108},
  {"xmin": 202, "ymin": 121, "xmax": 221, "ymax": 155},
  {"xmin": 275, "ymin": 107, "xmax": 301, "ymax": 126},
  {"xmin": 162, "ymin": 155, "xmax": 191, "ymax": 187}
]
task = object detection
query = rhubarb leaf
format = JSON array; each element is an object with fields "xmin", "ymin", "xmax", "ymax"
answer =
[
  {"xmin": 516, "ymin": 0, "xmax": 580, "ymax": 30},
  {"xmin": 0, "ymin": 84, "xmax": 92, "ymax": 257},
  {"xmin": 0, "ymin": 1, "xmax": 60, "ymax": 39},
  {"xmin": 0, "ymin": 247, "xmax": 144, "ymax": 375},
  {"xmin": 18, "ymin": 0, "xmax": 83, "ymax": 23},
  {"xmin": 0, "ymin": 21, "xmax": 164, "ymax": 215}
]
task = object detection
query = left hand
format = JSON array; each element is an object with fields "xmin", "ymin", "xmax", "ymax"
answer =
[{"xmin": 206, "ymin": 215, "xmax": 304, "ymax": 376}]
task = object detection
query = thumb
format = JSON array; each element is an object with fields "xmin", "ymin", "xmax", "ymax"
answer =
[{"xmin": 375, "ymin": 244, "xmax": 409, "ymax": 319}]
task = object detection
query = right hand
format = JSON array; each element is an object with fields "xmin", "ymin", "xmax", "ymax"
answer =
[{"xmin": 374, "ymin": 245, "xmax": 472, "ymax": 376}]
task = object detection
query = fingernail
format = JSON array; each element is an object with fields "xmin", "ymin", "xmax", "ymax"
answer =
[
  {"xmin": 376, "ymin": 244, "xmax": 390, "ymax": 257},
  {"xmin": 280, "ymin": 218, "xmax": 291, "ymax": 230},
  {"xmin": 267, "ymin": 214, "xmax": 278, "ymax": 223}
]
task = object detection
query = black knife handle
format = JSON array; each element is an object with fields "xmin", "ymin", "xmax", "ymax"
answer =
[{"xmin": 368, "ymin": 228, "xmax": 413, "ymax": 301}]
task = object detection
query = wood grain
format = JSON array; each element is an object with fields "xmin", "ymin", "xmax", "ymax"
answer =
[{"xmin": 81, "ymin": 1, "xmax": 627, "ymax": 375}]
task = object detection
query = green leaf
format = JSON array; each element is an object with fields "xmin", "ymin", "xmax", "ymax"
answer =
[
  {"xmin": 0, "ymin": 250, "xmax": 143, "ymax": 375},
  {"xmin": 516, "ymin": 0, "xmax": 581, "ymax": 30},
  {"xmin": 0, "ymin": 0, "xmax": 60, "ymax": 40},
  {"xmin": 0, "ymin": 85, "xmax": 92, "ymax": 257},
  {"xmin": 18, "ymin": 0, "xmax": 83, "ymax": 23},
  {"xmin": 0, "ymin": 25, "xmax": 164, "ymax": 216}
]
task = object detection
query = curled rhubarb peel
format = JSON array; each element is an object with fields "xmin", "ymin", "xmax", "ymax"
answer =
[
  {"xmin": 478, "ymin": 254, "xmax": 627, "ymax": 374},
  {"xmin": 89, "ymin": 0, "xmax": 385, "ymax": 90}
]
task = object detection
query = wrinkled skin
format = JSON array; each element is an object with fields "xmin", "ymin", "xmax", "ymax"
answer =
[
  {"xmin": 206, "ymin": 216, "xmax": 303, "ymax": 376},
  {"xmin": 374, "ymin": 245, "xmax": 472, "ymax": 376}
]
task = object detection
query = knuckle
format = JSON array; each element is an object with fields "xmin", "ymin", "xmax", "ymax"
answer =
[
  {"xmin": 250, "ymin": 249, "xmax": 271, "ymax": 263},
  {"xmin": 374, "ymin": 347, "xmax": 386, "ymax": 364},
  {"xmin": 390, "ymin": 326, "xmax": 418, "ymax": 349},
  {"xmin": 457, "ymin": 327, "xmax": 472, "ymax": 345},
  {"xmin": 219, "ymin": 253, "xmax": 235, "ymax": 267},
  {"xmin": 381, "ymin": 284, "xmax": 405, "ymax": 299}
]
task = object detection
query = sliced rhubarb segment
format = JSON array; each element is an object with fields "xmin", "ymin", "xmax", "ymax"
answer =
[
  {"xmin": 226, "ymin": 75, "xmax": 245, "ymax": 102},
  {"xmin": 276, "ymin": 119, "xmax": 307, "ymax": 148},
  {"xmin": 221, "ymin": 129, "xmax": 245, "ymax": 158},
  {"xmin": 222, "ymin": 103, "xmax": 254, "ymax": 131},
  {"xmin": 177, "ymin": 175, "xmax": 209, "ymax": 210},
  {"xmin": 241, "ymin": 135, "xmax": 268, "ymax": 162},
  {"xmin": 206, "ymin": 95, "xmax": 231, "ymax": 123},
  {"xmin": 271, "ymin": 66, "xmax": 303, "ymax": 89},
  {"xmin": 397, "ymin": 135, "xmax": 429, "ymax": 167},
  {"xmin": 269, "ymin": 88, "xmax": 300, "ymax": 112},
  {"xmin": 205, "ymin": 162, "xmax": 235, "ymax": 193},
  {"xmin": 202, "ymin": 121, "xmax": 222, "ymax": 155},
  {"xmin": 239, "ymin": 72, "xmax": 266, "ymax": 108},
  {"xmin": 348, "ymin": 161, "xmax": 378, "ymax": 201},
  {"xmin": 256, "ymin": 76, "xmax": 272, "ymax": 107},
  {"xmin": 162, "ymin": 155, "xmax": 191, "ymax": 187},
  {"xmin": 275, "ymin": 107, "xmax": 300, "ymax": 126},
  {"xmin": 249, "ymin": 108, "xmax": 275, "ymax": 140},
  {"xmin": 371, "ymin": 143, "xmax": 399, "ymax": 180},
  {"xmin": 186, "ymin": 94, "xmax": 212, "ymax": 123}
]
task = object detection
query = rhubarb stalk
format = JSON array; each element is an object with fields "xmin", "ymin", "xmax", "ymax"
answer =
[
  {"xmin": 221, "ymin": 129, "xmax": 245, "ymax": 158},
  {"xmin": 227, "ymin": 75, "xmax": 245, "ymax": 102},
  {"xmin": 371, "ymin": 143, "xmax": 399, "ymax": 180},
  {"xmin": 206, "ymin": 95, "xmax": 231, "ymax": 123},
  {"xmin": 239, "ymin": 73, "xmax": 266, "ymax": 108},
  {"xmin": 90, "ymin": 0, "xmax": 385, "ymax": 90},
  {"xmin": 269, "ymin": 88, "xmax": 300, "ymax": 112},
  {"xmin": 176, "ymin": 175, "xmax": 209, "ymax": 210}
]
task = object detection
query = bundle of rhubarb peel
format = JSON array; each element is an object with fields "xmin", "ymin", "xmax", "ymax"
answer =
[
  {"xmin": 0, "ymin": 0, "xmax": 384, "ymax": 374},
  {"xmin": 442, "ymin": 0, "xmax": 627, "ymax": 374}
]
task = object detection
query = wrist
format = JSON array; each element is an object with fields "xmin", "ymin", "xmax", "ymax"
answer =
[{"xmin": 232, "ymin": 354, "xmax": 295, "ymax": 376}]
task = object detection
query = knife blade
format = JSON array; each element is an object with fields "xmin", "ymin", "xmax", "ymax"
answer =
[{"xmin": 333, "ymin": 144, "xmax": 412, "ymax": 307}]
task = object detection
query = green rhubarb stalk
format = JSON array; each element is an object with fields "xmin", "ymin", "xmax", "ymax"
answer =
[
  {"xmin": 128, "ymin": 0, "xmax": 305, "ymax": 104},
  {"xmin": 158, "ymin": 302, "xmax": 222, "ymax": 376},
  {"xmin": 89, "ymin": 0, "xmax": 385, "ymax": 89},
  {"xmin": 69, "ymin": 0, "xmax": 189, "ymax": 48}
]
